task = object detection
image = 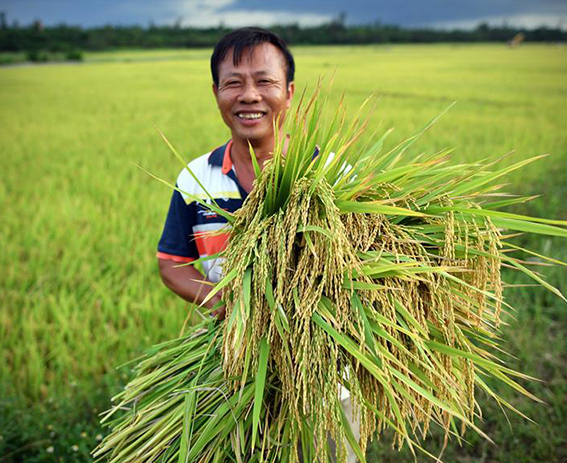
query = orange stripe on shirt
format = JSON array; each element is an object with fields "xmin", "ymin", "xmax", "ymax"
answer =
[
  {"xmin": 193, "ymin": 231, "xmax": 230, "ymax": 256},
  {"xmin": 156, "ymin": 252, "xmax": 196, "ymax": 263}
]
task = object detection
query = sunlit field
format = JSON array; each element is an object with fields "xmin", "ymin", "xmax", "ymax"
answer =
[{"xmin": 1, "ymin": 43, "xmax": 566, "ymax": 461}]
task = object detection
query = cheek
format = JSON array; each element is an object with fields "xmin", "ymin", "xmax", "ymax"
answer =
[
  {"xmin": 267, "ymin": 90, "xmax": 290, "ymax": 107},
  {"xmin": 216, "ymin": 91, "xmax": 236, "ymax": 108}
]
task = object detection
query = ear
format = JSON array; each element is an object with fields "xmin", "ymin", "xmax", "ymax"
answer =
[
  {"xmin": 212, "ymin": 82, "xmax": 218, "ymax": 99},
  {"xmin": 286, "ymin": 82, "xmax": 295, "ymax": 109}
]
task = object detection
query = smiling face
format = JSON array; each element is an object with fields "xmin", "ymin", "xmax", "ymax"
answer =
[{"xmin": 213, "ymin": 42, "xmax": 294, "ymax": 146}]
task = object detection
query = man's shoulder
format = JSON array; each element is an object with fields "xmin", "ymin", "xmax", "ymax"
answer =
[
  {"xmin": 175, "ymin": 143, "xmax": 229, "ymax": 200},
  {"xmin": 179, "ymin": 150, "xmax": 211, "ymax": 172},
  {"xmin": 176, "ymin": 151, "xmax": 214, "ymax": 188}
]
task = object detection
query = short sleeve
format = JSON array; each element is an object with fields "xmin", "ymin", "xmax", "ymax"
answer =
[{"xmin": 156, "ymin": 188, "xmax": 199, "ymax": 262}]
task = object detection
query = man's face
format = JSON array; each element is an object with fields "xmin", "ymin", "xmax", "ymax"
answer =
[{"xmin": 213, "ymin": 42, "xmax": 294, "ymax": 145}]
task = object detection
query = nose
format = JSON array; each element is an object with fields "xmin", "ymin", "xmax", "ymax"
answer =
[{"xmin": 238, "ymin": 80, "xmax": 261, "ymax": 104}]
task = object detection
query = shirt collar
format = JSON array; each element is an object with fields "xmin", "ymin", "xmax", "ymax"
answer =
[{"xmin": 208, "ymin": 140, "xmax": 233, "ymax": 175}]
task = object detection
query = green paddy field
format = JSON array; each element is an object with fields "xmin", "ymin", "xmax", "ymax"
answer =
[{"xmin": 1, "ymin": 44, "xmax": 566, "ymax": 461}]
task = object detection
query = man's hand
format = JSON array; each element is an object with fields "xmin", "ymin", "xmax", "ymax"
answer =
[
  {"xmin": 206, "ymin": 292, "xmax": 226, "ymax": 320},
  {"xmin": 158, "ymin": 259, "xmax": 226, "ymax": 320}
]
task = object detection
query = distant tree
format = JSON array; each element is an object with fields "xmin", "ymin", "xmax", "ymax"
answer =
[
  {"xmin": 0, "ymin": 19, "xmax": 566, "ymax": 55},
  {"xmin": 336, "ymin": 11, "xmax": 347, "ymax": 28}
]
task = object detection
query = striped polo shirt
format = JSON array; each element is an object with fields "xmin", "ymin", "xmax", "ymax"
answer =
[{"xmin": 157, "ymin": 140, "xmax": 244, "ymax": 283}]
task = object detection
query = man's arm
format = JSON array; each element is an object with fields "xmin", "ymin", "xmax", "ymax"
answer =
[{"xmin": 158, "ymin": 259, "xmax": 225, "ymax": 319}]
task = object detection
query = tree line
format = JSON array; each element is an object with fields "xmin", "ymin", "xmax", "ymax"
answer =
[{"xmin": 1, "ymin": 12, "xmax": 565, "ymax": 53}]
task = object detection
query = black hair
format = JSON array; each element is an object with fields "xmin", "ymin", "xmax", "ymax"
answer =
[{"xmin": 211, "ymin": 27, "xmax": 295, "ymax": 86}]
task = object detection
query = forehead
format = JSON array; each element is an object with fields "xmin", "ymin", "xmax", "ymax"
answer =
[{"xmin": 218, "ymin": 42, "xmax": 287, "ymax": 78}]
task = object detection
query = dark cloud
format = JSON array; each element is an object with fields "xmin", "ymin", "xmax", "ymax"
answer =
[
  {"xmin": 1, "ymin": 0, "xmax": 153, "ymax": 26},
  {"xmin": 224, "ymin": 0, "xmax": 567, "ymax": 27},
  {"xmin": 1, "ymin": 0, "xmax": 566, "ymax": 28}
]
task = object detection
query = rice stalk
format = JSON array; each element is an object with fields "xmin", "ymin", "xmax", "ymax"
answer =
[{"xmin": 93, "ymin": 81, "xmax": 566, "ymax": 462}]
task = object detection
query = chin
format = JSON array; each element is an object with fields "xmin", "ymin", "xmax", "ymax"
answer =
[{"xmin": 236, "ymin": 129, "xmax": 270, "ymax": 143}]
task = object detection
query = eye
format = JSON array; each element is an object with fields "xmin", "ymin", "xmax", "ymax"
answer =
[{"xmin": 225, "ymin": 80, "xmax": 240, "ymax": 87}]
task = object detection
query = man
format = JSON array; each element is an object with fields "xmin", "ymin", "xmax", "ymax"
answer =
[
  {"xmin": 156, "ymin": 27, "xmax": 359, "ymax": 462},
  {"xmin": 157, "ymin": 27, "xmax": 294, "ymax": 319}
]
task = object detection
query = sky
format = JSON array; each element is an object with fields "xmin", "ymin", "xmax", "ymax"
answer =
[{"xmin": 1, "ymin": 0, "xmax": 566, "ymax": 30}]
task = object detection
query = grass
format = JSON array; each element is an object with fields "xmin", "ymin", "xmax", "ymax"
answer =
[{"xmin": 0, "ymin": 43, "xmax": 566, "ymax": 461}]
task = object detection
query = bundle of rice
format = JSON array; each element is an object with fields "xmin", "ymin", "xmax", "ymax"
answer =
[{"xmin": 93, "ymin": 84, "xmax": 567, "ymax": 462}]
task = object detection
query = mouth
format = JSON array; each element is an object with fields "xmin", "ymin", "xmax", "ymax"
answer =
[{"xmin": 235, "ymin": 111, "xmax": 267, "ymax": 121}]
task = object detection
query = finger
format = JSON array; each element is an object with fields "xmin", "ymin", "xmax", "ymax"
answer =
[{"xmin": 212, "ymin": 306, "xmax": 226, "ymax": 321}]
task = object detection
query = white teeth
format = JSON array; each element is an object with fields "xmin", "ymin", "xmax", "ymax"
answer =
[{"xmin": 237, "ymin": 113, "xmax": 264, "ymax": 120}]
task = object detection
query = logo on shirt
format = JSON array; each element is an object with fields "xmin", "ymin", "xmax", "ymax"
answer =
[
  {"xmin": 197, "ymin": 199, "xmax": 217, "ymax": 219},
  {"xmin": 197, "ymin": 198, "xmax": 230, "ymax": 220}
]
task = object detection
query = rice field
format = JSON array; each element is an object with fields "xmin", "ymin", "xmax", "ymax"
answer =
[{"xmin": 1, "ymin": 43, "xmax": 566, "ymax": 462}]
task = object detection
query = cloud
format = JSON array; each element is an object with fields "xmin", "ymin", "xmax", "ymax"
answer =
[
  {"xmin": 432, "ymin": 12, "xmax": 567, "ymax": 30},
  {"xmin": 226, "ymin": 0, "xmax": 567, "ymax": 29},
  {"xmin": 180, "ymin": 10, "xmax": 333, "ymax": 28},
  {"xmin": 169, "ymin": 1, "xmax": 333, "ymax": 27}
]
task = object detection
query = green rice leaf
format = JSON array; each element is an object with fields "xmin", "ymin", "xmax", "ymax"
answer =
[
  {"xmin": 336, "ymin": 200, "xmax": 426, "ymax": 217},
  {"xmin": 247, "ymin": 140, "xmax": 262, "ymax": 179},
  {"xmin": 201, "ymin": 268, "xmax": 237, "ymax": 307},
  {"xmin": 252, "ymin": 338, "xmax": 270, "ymax": 446},
  {"xmin": 492, "ymin": 216, "xmax": 567, "ymax": 237},
  {"xmin": 133, "ymin": 163, "xmax": 234, "ymax": 223},
  {"xmin": 338, "ymin": 403, "xmax": 367, "ymax": 463},
  {"xmin": 156, "ymin": 127, "xmax": 224, "ymax": 210},
  {"xmin": 451, "ymin": 155, "xmax": 548, "ymax": 197},
  {"xmin": 178, "ymin": 390, "xmax": 196, "ymax": 463},
  {"xmin": 425, "ymin": 204, "xmax": 567, "ymax": 228},
  {"xmin": 502, "ymin": 256, "xmax": 566, "ymax": 302}
]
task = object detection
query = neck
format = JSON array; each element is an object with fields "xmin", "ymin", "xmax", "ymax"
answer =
[{"xmin": 230, "ymin": 136, "xmax": 274, "ymax": 170}]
